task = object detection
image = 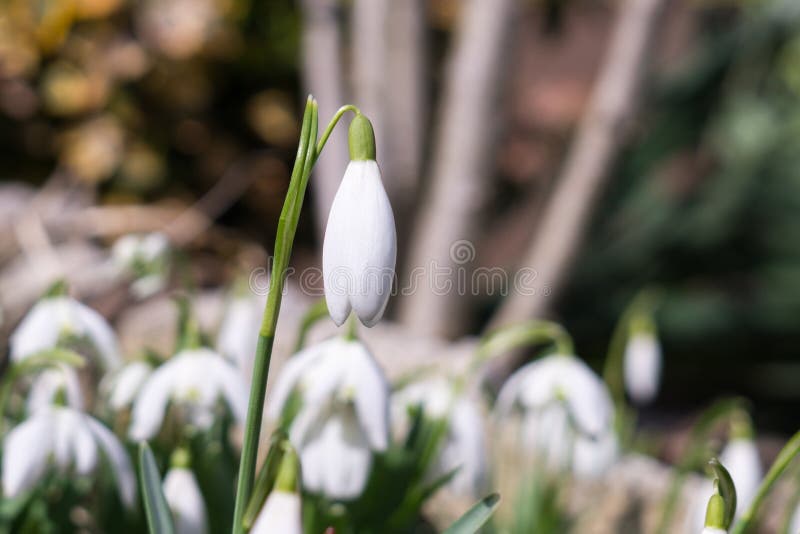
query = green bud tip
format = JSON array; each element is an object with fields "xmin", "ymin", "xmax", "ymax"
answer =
[
  {"xmin": 704, "ymin": 484, "xmax": 726, "ymax": 529},
  {"xmin": 730, "ymin": 410, "xmax": 754, "ymax": 440},
  {"xmin": 348, "ymin": 113, "xmax": 376, "ymax": 161},
  {"xmin": 274, "ymin": 444, "xmax": 300, "ymax": 493},
  {"xmin": 170, "ymin": 448, "xmax": 192, "ymax": 469},
  {"xmin": 44, "ymin": 279, "xmax": 69, "ymax": 298}
]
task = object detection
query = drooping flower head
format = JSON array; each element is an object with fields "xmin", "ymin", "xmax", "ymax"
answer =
[
  {"xmin": 112, "ymin": 232, "xmax": 171, "ymax": 298},
  {"xmin": 11, "ymin": 290, "xmax": 121, "ymax": 370},
  {"xmin": 2, "ymin": 406, "xmax": 136, "ymax": 508},
  {"xmin": 128, "ymin": 347, "xmax": 248, "ymax": 440},
  {"xmin": 163, "ymin": 449, "xmax": 208, "ymax": 534},
  {"xmin": 267, "ymin": 337, "xmax": 390, "ymax": 500},
  {"xmin": 322, "ymin": 114, "xmax": 396, "ymax": 327},
  {"xmin": 495, "ymin": 354, "xmax": 617, "ymax": 478},
  {"xmin": 623, "ymin": 316, "xmax": 662, "ymax": 405},
  {"xmin": 719, "ymin": 414, "xmax": 761, "ymax": 518},
  {"xmin": 251, "ymin": 445, "xmax": 303, "ymax": 534},
  {"xmin": 392, "ymin": 377, "xmax": 489, "ymax": 497}
]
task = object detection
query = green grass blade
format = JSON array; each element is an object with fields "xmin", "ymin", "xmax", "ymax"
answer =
[
  {"xmin": 443, "ymin": 493, "xmax": 501, "ymax": 534},
  {"xmin": 138, "ymin": 442, "xmax": 175, "ymax": 534}
]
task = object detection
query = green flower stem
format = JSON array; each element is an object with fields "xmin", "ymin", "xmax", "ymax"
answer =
[
  {"xmin": 471, "ymin": 320, "xmax": 574, "ymax": 374},
  {"xmin": 232, "ymin": 97, "xmax": 361, "ymax": 534},
  {"xmin": 731, "ymin": 429, "xmax": 800, "ymax": 534}
]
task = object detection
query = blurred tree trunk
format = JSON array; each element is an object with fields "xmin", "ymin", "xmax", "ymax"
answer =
[
  {"xmin": 352, "ymin": 0, "xmax": 388, "ymax": 167},
  {"xmin": 398, "ymin": 0, "xmax": 517, "ymax": 338},
  {"xmin": 301, "ymin": 0, "xmax": 349, "ymax": 241},
  {"xmin": 384, "ymin": 0, "xmax": 427, "ymax": 254},
  {"xmin": 489, "ymin": 0, "xmax": 668, "ymax": 329}
]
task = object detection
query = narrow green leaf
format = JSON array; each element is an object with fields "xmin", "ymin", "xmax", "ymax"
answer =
[
  {"xmin": 138, "ymin": 442, "xmax": 175, "ymax": 534},
  {"xmin": 242, "ymin": 431, "xmax": 289, "ymax": 529},
  {"xmin": 709, "ymin": 458, "xmax": 737, "ymax": 528},
  {"xmin": 442, "ymin": 493, "xmax": 501, "ymax": 534}
]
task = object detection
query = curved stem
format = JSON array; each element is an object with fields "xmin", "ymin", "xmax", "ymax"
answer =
[
  {"xmin": 232, "ymin": 96, "xmax": 318, "ymax": 534},
  {"xmin": 316, "ymin": 104, "xmax": 361, "ymax": 158},
  {"xmin": 293, "ymin": 298, "xmax": 331, "ymax": 353},
  {"xmin": 471, "ymin": 320, "xmax": 574, "ymax": 374}
]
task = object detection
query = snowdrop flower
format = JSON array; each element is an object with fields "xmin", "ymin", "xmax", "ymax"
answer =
[
  {"xmin": 216, "ymin": 292, "xmax": 262, "ymax": 376},
  {"xmin": 393, "ymin": 377, "xmax": 488, "ymax": 496},
  {"xmin": 251, "ymin": 446, "xmax": 302, "ymax": 534},
  {"xmin": 495, "ymin": 354, "xmax": 617, "ymax": 477},
  {"xmin": 2, "ymin": 406, "xmax": 136, "ymax": 508},
  {"xmin": 112, "ymin": 232, "xmax": 170, "ymax": 298},
  {"xmin": 129, "ymin": 348, "xmax": 248, "ymax": 440},
  {"xmin": 102, "ymin": 360, "xmax": 153, "ymax": 411},
  {"xmin": 720, "ymin": 436, "xmax": 761, "ymax": 517},
  {"xmin": 623, "ymin": 331, "xmax": 662, "ymax": 405},
  {"xmin": 27, "ymin": 365, "xmax": 84, "ymax": 413},
  {"xmin": 163, "ymin": 452, "xmax": 208, "ymax": 534},
  {"xmin": 267, "ymin": 337, "xmax": 389, "ymax": 499},
  {"xmin": 10, "ymin": 294, "xmax": 121, "ymax": 369},
  {"xmin": 322, "ymin": 114, "xmax": 396, "ymax": 327}
]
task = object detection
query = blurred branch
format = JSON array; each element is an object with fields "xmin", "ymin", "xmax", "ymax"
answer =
[
  {"xmin": 301, "ymin": 0, "xmax": 349, "ymax": 241},
  {"xmin": 385, "ymin": 0, "xmax": 427, "ymax": 252},
  {"xmin": 399, "ymin": 0, "xmax": 517, "ymax": 338},
  {"xmin": 489, "ymin": 0, "xmax": 668, "ymax": 329}
]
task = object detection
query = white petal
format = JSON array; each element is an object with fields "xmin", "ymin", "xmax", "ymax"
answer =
[
  {"xmin": 623, "ymin": 333, "xmax": 662, "ymax": 405},
  {"xmin": 441, "ymin": 397, "xmax": 488, "ymax": 496},
  {"xmin": 720, "ymin": 438, "xmax": 762, "ymax": 516},
  {"xmin": 323, "ymin": 160, "xmax": 396, "ymax": 327},
  {"xmin": 554, "ymin": 356, "xmax": 613, "ymax": 437},
  {"xmin": 345, "ymin": 341, "xmax": 390, "ymax": 450},
  {"xmin": 73, "ymin": 301, "xmax": 122, "ymax": 369},
  {"xmin": 129, "ymin": 360, "xmax": 176, "ymax": 441},
  {"xmin": 702, "ymin": 529, "xmax": 727, "ymax": 534},
  {"xmin": 163, "ymin": 468, "xmax": 208, "ymax": 534},
  {"xmin": 250, "ymin": 491, "xmax": 302, "ymax": 534},
  {"xmin": 108, "ymin": 361, "xmax": 153, "ymax": 410},
  {"xmin": 572, "ymin": 430, "xmax": 619, "ymax": 479},
  {"xmin": 266, "ymin": 342, "xmax": 325, "ymax": 421},
  {"xmin": 300, "ymin": 407, "xmax": 372, "ymax": 500},
  {"xmin": 216, "ymin": 296, "xmax": 260, "ymax": 374},
  {"xmin": 53, "ymin": 408, "xmax": 74, "ymax": 470},
  {"xmin": 209, "ymin": 356, "xmax": 249, "ymax": 424},
  {"xmin": 288, "ymin": 402, "xmax": 331, "ymax": 493},
  {"xmin": 10, "ymin": 299, "xmax": 60, "ymax": 362},
  {"xmin": 2, "ymin": 412, "xmax": 53, "ymax": 497},
  {"xmin": 86, "ymin": 416, "xmax": 137, "ymax": 509}
]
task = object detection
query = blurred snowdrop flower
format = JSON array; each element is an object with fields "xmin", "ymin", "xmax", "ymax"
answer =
[
  {"xmin": 2, "ymin": 406, "xmax": 136, "ymax": 508},
  {"xmin": 393, "ymin": 377, "xmax": 488, "ymax": 496},
  {"xmin": 102, "ymin": 360, "xmax": 153, "ymax": 411},
  {"xmin": 788, "ymin": 504, "xmax": 800, "ymax": 534},
  {"xmin": 495, "ymin": 354, "xmax": 617, "ymax": 477},
  {"xmin": 322, "ymin": 114, "xmax": 396, "ymax": 327},
  {"xmin": 623, "ymin": 330, "xmax": 662, "ymax": 405},
  {"xmin": 27, "ymin": 365, "xmax": 84, "ymax": 413},
  {"xmin": 128, "ymin": 348, "xmax": 248, "ymax": 440},
  {"xmin": 251, "ymin": 446, "xmax": 302, "ymax": 534},
  {"xmin": 163, "ymin": 451, "xmax": 208, "ymax": 534},
  {"xmin": 720, "ymin": 436, "xmax": 761, "ymax": 517},
  {"xmin": 267, "ymin": 337, "xmax": 389, "ymax": 500},
  {"xmin": 11, "ymin": 293, "xmax": 121, "ymax": 369},
  {"xmin": 112, "ymin": 232, "xmax": 171, "ymax": 298},
  {"xmin": 216, "ymin": 291, "xmax": 262, "ymax": 376}
]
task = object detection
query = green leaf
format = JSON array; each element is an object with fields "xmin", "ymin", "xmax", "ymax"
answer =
[
  {"xmin": 442, "ymin": 493, "xmax": 500, "ymax": 534},
  {"xmin": 242, "ymin": 431, "xmax": 289, "ymax": 529},
  {"xmin": 138, "ymin": 442, "xmax": 175, "ymax": 534},
  {"xmin": 709, "ymin": 458, "xmax": 737, "ymax": 529}
]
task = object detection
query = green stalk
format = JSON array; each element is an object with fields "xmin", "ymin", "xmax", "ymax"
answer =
[
  {"xmin": 231, "ymin": 97, "xmax": 361, "ymax": 533},
  {"xmin": 731, "ymin": 430, "xmax": 800, "ymax": 534}
]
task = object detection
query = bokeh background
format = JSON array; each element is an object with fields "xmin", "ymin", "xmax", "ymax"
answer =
[{"xmin": 1, "ymin": 0, "xmax": 799, "ymax": 442}]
